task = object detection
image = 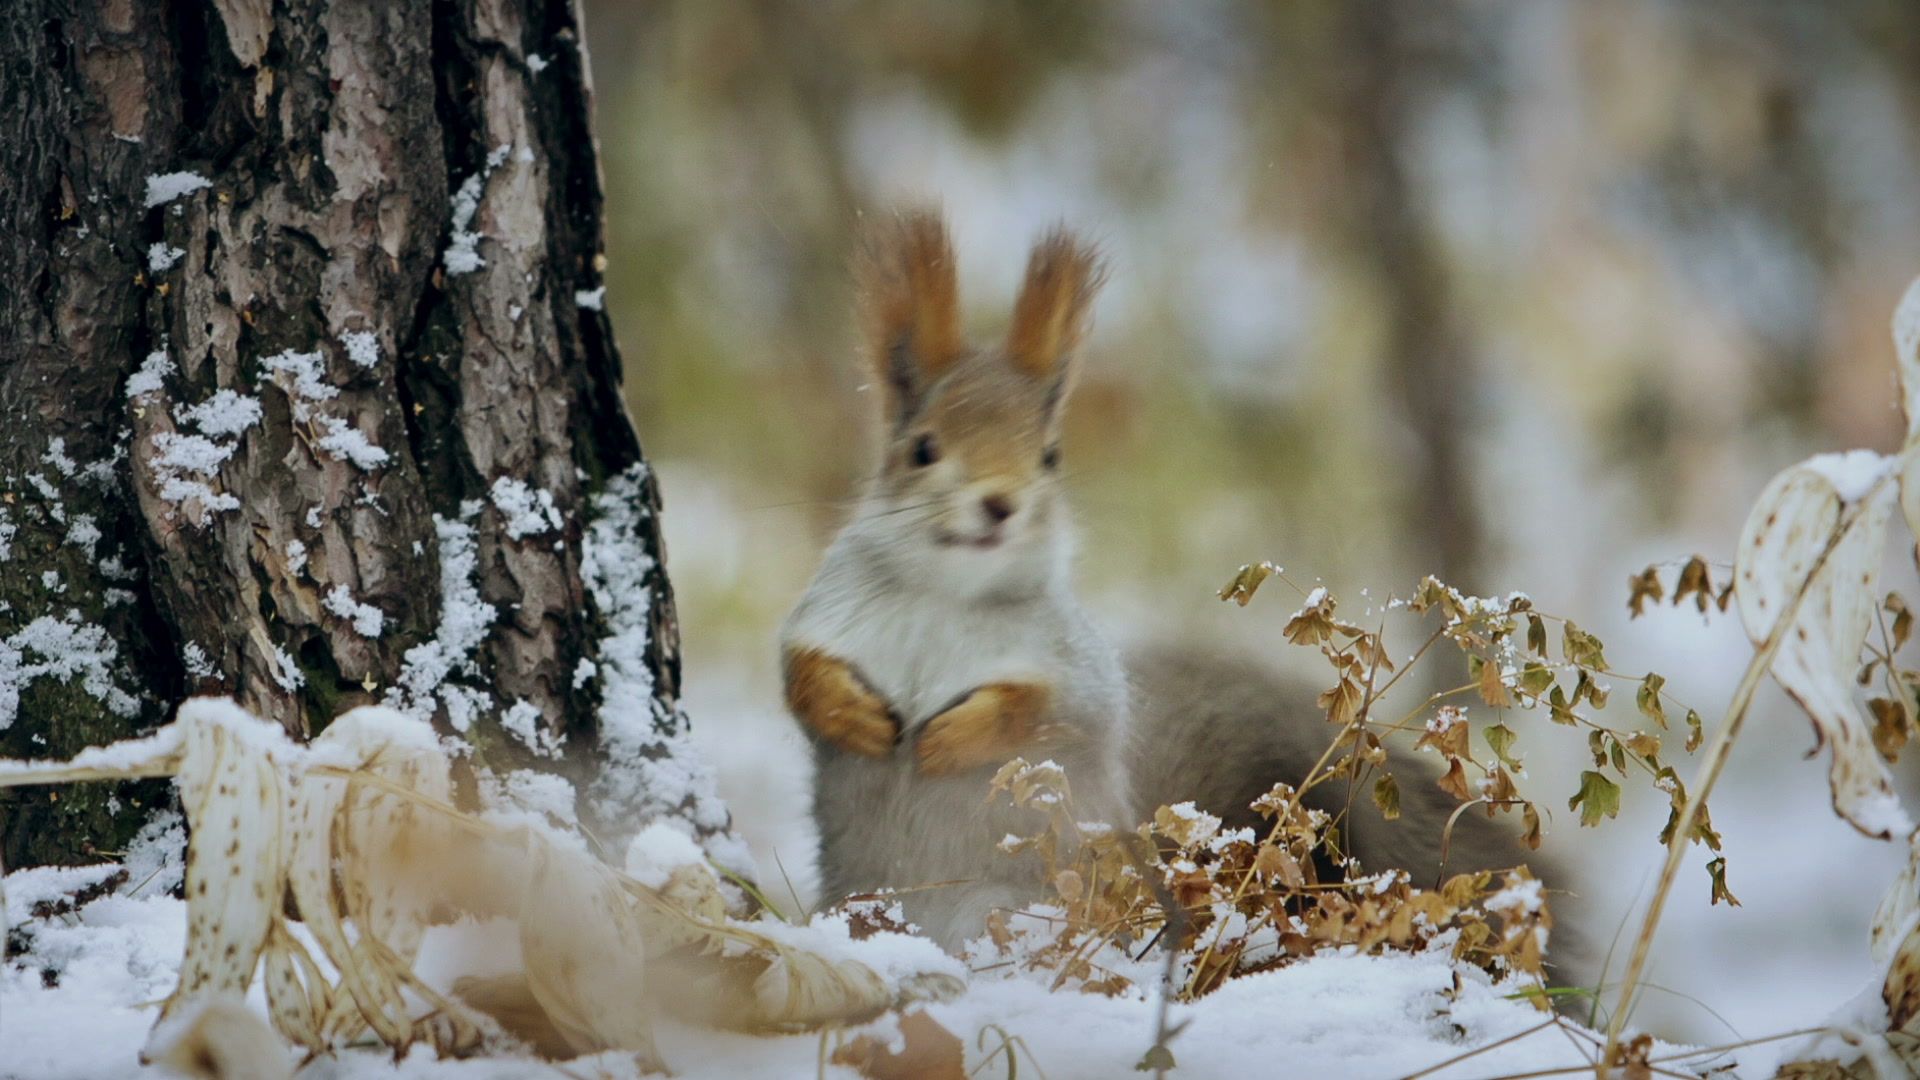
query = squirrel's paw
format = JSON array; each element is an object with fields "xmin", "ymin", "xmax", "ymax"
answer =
[
  {"xmin": 786, "ymin": 649, "xmax": 901, "ymax": 758},
  {"xmin": 915, "ymin": 683, "xmax": 1054, "ymax": 776},
  {"xmin": 818, "ymin": 693, "xmax": 902, "ymax": 758}
]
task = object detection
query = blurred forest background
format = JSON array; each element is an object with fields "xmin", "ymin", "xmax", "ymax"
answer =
[{"xmin": 578, "ymin": 0, "xmax": 1920, "ymax": 1047}]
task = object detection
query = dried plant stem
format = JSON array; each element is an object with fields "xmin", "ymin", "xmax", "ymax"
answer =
[
  {"xmin": 1396, "ymin": 1018, "xmax": 1559, "ymax": 1079},
  {"xmin": 1598, "ymin": 489, "xmax": 1869, "ymax": 1072}
]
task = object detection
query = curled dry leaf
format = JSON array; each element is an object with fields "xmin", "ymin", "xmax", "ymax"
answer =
[
  {"xmin": 1876, "ymin": 834, "xmax": 1920, "ymax": 1032},
  {"xmin": 519, "ymin": 837, "xmax": 662, "ymax": 1064},
  {"xmin": 162, "ymin": 699, "xmax": 290, "ymax": 1022},
  {"xmin": 314, "ymin": 708, "xmax": 457, "ymax": 1046},
  {"xmin": 1735, "ymin": 458, "xmax": 1910, "ymax": 840}
]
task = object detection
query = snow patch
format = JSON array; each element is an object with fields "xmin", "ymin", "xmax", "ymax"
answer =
[
  {"xmin": 269, "ymin": 645, "xmax": 304, "ymax": 692},
  {"xmin": 315, "ymin": 416, "xmax": 390, "ymax": 471},
  {"xmin": 142, "ymin": 171, "xmax": 211, "ymax": 208},
  {"xmin": 385, "ymin": 505, "xmax": 498, "ymax": 732},
  {"xmin": 148, "ymin": 430, "xmax": 244, "ymax": 518},
  {"xmin": 339, "ymin": 329, "xmax": 380, "ymax": 369},
  {"xmin": 489, "ymin": 476, "xmax": 562, "ymax": 539},
  {"xmin": 181, "ymin": 641, "xmax": 215, "ymax": 679},
  {"xmin": 623, "ymin": 821, "xmax": 707, "ymax": 890},
  {"xmin": 500, "ymin": 699, "xmax": 564, "ymax": 758},
  {"xmin": 582, "ymin": 464, "xmax": 749, "ymax": 872},
  {"xmin": 63, "ymin": 514, "xmax": 101, "ymax": 551},
  {"xmin": 146, "ymin": 243, "xmax": 184, "ymax": 272},
  {"xmin": 126, "ymin": 349, "xmax": 173, "ymax": 399},
  {"xmin": 0, "ymin": 613, "xmax": 140, "ymax": 731},
  {"xmin": 444, "ymin": 145, "xmax": 515, "ymax": 277},
  {"xmin": 175, "ymin": 389, "xmax": 263, "ymax": 437},
  {"xmin": 322, "ymin": 584, "xmax": 386, "ymax": 638},
  {"xmin": 42, "ymin": 438, "xmax": 76, "ymax": 477},
  {"xmin": 259, "ymin": 348, "xmax": 336, "ymax": 416},
  {"xmin": 574, "ymin": 286, "xmax": 606, "ymax": 311}
]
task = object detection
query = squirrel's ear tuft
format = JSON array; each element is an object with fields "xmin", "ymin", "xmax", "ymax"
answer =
[
  {"xmin": 856, "ymin": 208, "xmax": 962, "ymax": 423},
  {"xmin": 1007, "ymin": 227, "xmax": 1104, "ymax": 382}
]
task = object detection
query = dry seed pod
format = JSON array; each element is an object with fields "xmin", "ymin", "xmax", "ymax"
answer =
[{"xmin": 161, "ymin": 700, "xmax": 291, "ymax": 1021}]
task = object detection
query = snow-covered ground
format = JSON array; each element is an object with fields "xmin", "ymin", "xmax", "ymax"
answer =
[{"xmin": 4, "ymin": 854, "xmax": 1716, "ymax": 1079}]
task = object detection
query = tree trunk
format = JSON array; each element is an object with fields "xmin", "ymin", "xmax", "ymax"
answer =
[
  {"xmin": 0, "ymin": 0, "xmax": 740, "ymax": 872},
  {"xmin": 1336, "ymin": 5, "xmax": 1484, "ymax": 592}
]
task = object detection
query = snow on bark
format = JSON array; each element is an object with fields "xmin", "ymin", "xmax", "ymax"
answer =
[{"xmin": 582, "ymin": 466, "xmax": 749, "ymax": 873}]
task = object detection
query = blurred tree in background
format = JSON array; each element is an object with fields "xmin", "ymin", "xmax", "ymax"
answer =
[{"xmin": 582, "ymin": 0, "xmax": 1920, "ymax": 663}]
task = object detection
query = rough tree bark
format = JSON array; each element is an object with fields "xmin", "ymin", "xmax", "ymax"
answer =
[{"xmin": 0, "ymin": 1, "xmax": 737, "ymax": 870}]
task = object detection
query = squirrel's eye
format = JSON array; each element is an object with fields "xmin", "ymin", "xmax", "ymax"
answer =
[
  {"xmin": 910, "ymin": 434, "xmax": 940, "ymax": 468},
  {"xmin": 1041, "ymin": 445, "xmax": 1061, "ymax": 470}
]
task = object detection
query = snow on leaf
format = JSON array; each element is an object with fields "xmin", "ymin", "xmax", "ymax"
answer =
[{"xmin": 1735, "ymin": 455, "xmax": 1911, "ymax": 839}]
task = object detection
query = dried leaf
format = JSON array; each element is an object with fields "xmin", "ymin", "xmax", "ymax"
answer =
[
  {"xmin": 1673, "ymin": 556, "xmax": 1712, "ymax": 613},
  {"xmin": 1436, "ymin": 759, "xmax": 1472, "ymax": 802},
  {"xmin": 1484, "ymin": 724, "xmax": 1522, "ymax": 771},
  {"xmin": 1736, "ymin": 455, "xmax": 1909, "ymax": 839},
  {"xmin": 1706, "ymin": 857, "xmax": 1741, "ymax": 907},
  {"xmin": 1526, "ymin": 614, "xmax": 1547, "ymax": 657},
  {"xmin": 1372, "ymin": 773, "xmax": 1402, "ymax": 821},
  {"xmin": 1636, "ymin": 673, "xmax": 1668, "ymax": 729},
  {"xmin": 1568, "ymin": 770, "xmax": 1621, "ymax": 828},
  {"xmin": 1475, "ymin": 655, "xmax": 1512, "ymax": 708},
  {"xmin": 1561, "ymin": 621, "xmax": 1609, "ymax": 670},
  {"xmin": 1219, "ymin": 561, "xmax": 1281, "ymax": 606},
  {"xmin": 1318, "ymin": 677, "xmax": 1361, "ymax": 728},
  {"xmin": 1872, "ymin": 696, "xmax": 1910, "ymax": 762},
  {"xmin": 1627, "ymin": 566, "xmax": 1664, "ymax": 617}
]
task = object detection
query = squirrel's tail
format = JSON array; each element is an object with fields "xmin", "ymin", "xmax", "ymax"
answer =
[{"xmin": 1126, "ymin": 644, "xmax": 1595, "ymax": 982}]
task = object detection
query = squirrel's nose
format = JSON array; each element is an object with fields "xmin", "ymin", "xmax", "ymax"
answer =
[{"xmin": 981, "ymin": 494, "xmax": 1016, "ymax": 524}]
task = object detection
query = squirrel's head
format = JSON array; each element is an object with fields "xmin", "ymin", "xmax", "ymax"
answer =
[{"xmin": 851, "ymin": 209, "xmax": 1104, "ymax": 593}]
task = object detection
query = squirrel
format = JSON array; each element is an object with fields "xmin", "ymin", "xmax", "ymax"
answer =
[{"xmin": 781, "ymin": 209, "xmax": 1539, "ymax": 951}]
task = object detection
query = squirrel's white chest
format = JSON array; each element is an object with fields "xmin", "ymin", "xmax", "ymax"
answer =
[{"xmin": 787, "ymin": 587, "xmax": 1053, "ymax": 727}]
